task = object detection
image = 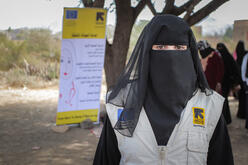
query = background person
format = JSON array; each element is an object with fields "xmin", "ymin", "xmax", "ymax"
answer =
[
  {"xmin": 217, "ymin": 43, "xmax": 241, "ymax": 124},
  {"xmin": 197, "ymin": 40, "xmax": 224, "ymax": 94},
  {"xmin": 235, "ymin": 40, "xmax": 248, "ymax": 119},
  {"xmin": 241, "ymin": 51, "xmax": 248, "ymax": 129}
]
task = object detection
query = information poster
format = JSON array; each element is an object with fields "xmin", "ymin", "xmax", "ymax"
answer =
[{"xmin": 56, "ymin": 8, "xmax": 107, "ymax": 125}]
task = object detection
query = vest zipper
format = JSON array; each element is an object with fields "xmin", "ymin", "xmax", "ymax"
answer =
[{"xmin": 159, "ymin": 146, "xmax": 166, "ymax": 165}]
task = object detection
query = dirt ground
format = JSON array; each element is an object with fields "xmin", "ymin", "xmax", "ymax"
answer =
[{"xmin": 0, "ymin": 87, "xmax": 247, "ymax": 165}]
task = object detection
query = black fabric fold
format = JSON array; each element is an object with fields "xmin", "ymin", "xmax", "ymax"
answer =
[{"xmin": 144, "ymin": 48, "xmax": 197, "ymax": 145}]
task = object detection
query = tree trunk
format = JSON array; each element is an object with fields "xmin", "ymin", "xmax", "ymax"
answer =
[
  {"xmin": 104, "ymin": 0, "xmax": 136, "ymax": 89},
  {"xmin": 104, "ymin": 17, "xmax": 134, "ymax": 89}
]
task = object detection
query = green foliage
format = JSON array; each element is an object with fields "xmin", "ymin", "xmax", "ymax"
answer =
[
  {"xmin": 191, "ymin": 26, "xmax": 202, "ymax": 41},
  {"xmin": 1, "ymin": 67, "xmax": 58, "ymax": 88},
  {"xmin": 127, "ymin": 20, "xmax": 149, "ymax": 60},
  {"xmin": 223, "ymin": 26, "xmax": 233, "ymax": 42},
  {"xmin": 201, "ymin": 25, "xmax": 235, "ymax": 53},
  {"xmin": 0, "ymin": 28, "xmax": 61, "ymax": 69},
  {"xmin": 25, "ymin": 29, "xmax": 53, "ymax": 53},
  {"xmin": 0, "ymin": 33, "xmax": 27, "ymax": 70},
  {"xmin": 0, "ymin": 28, "xmax": 61, "ymax": 87},
  {"xmin": 5, "ymin": 67, "xmax": 30, "ymax": 87}
]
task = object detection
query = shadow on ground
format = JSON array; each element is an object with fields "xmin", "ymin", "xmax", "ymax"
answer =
[{"xmin": 0, "ymin": 89, "xmax": 98, "ymax": 165}]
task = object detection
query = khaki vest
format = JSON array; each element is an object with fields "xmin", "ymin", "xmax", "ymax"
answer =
[{"xmin": 106, "ymin": 89, "xmax": 224, "ymax": 165}]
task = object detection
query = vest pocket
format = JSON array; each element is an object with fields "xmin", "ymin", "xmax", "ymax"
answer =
[{"xmin": 187, "ymin": 132, "xmax": 208, "ymax": 165}]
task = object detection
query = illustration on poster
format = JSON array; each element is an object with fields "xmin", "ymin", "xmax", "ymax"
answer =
[
  {"xmin": 58, "ymin": 40, "xmax": 78, "ymax": 110},
  {"xmin": 59, "ymin": 81, "xmax": 78, "ymax": 110},
  {"xmin": 65, "ymin": 81, "xmax": 76, "ymax": 106},
  {"xmin": 61, "ymin": 48, "xmax": 73, "ymax": 80}
]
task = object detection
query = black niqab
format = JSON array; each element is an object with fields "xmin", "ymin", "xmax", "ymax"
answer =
[
  {"xmin": 197, "ymin": 40, "xmax": 215, "ymax": 59},
  {"xmin": 235, "ymin": 41, "xmax": 248, "ymax": 77},
  {"xmin": 144, "ymin": 25, "xmax": 197, "ymax": 145},
  {"xmin": 236, "ymin": 40, "xmax": 246, "ymax": 68},
  {"xmin": 217, "ymin": 43, "xmax": 232, "ymax": 65},
  {"xmin": 107, "ymin": 15, "xmax": 211, "ymax": 138}
]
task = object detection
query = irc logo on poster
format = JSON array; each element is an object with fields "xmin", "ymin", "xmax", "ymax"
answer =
[
  {"xmin": 96, "ymin": 12, "xmax": 105, "ymax": 25},
  {"xmin": 192, "ymin": 107, "xmax": 205, "ymax": 127}
]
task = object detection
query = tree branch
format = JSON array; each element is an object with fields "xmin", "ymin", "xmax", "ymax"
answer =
[
  {"xmin": 183, "ymin": 0, "xmax": 201, "ymax": 21},
  {"xmin": 163, "ymin": 0, "xmax": 175, "ymax": 13},
  {"xmin": 147, "ymin": 0, "xmax": 157, "ymax": 15},
  {"xmin": 82, "ymin": 0, "xmax": 104, "ymax": 8},
  {"xmin": 173, "ymin": 0, "xmax": 202, "ymax": 15},
  {"xmin": 106, "ymin": 38, "xmax": 109, "ymax": 45},
  {"xmin": 82, "ymin": 0, "xmax": 94, "ymax": 7},
  {"xmin": 134, "ymin": 0, "xmax": 147, "ymax": 19},
  {"xmin": 183, "ymin": 5, "xmax": 194, "ymax": 21},
  {"xmin": 93, "ymin": 0, "xmax": 105, "ymax": 8},
  {"xmin": 106, "ymin": 40, "xmax": 112, "ymax": 55},
  {"xmin": 187, "ymin": 0, "xmax": 229, "ymax": 26}
]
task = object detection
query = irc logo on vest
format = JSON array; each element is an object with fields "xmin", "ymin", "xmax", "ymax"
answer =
[{"xmin": 192, "ymin": 107, "xmax": 205, "ymax": 127}]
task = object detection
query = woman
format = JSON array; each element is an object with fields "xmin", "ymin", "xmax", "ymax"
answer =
[
  {"xmin": 241, "ymin": 51, "xmax": 248, "ymax": 129},
  {"xmin": 217, "ymin": 43, "xmax": 241, "ymax": 124},
  {"xmin": 236, "ymin": 40, "xmax": 247, "ymax": 70},
  {"xmin": 197, "ymin": 40, "xmax": 224, "ymax": 94},
  {"xmin": 236, "ymin": 41, "xmax": 247, "ymax": 119},
  {"xmin": 94, "ymin": 15, "xmax": 233, "ymax": 165}
]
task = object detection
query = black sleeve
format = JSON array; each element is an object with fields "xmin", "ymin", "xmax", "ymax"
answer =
[
  {"xmin": 207, "ymin": 115, "xmax": 234, "ymax": 165},
  {"xmin": 93, "ymin": 115, "xmax": 121, "ymax": 165}
]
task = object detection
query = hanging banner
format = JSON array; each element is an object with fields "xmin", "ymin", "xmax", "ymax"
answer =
[{"xmin": 56, "ymin": 8, "xmax": 107, "ymax": 125}]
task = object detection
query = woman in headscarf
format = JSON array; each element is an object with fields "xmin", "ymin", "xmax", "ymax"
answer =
[
  {"xmin": 217, "ymin": 43, "xmax": 241, "ymax": 124},
  {"xmin": 236, "ymin": 41, "xmax": 247, "ymax": 119},
  {"xmin": 197, "ymin": 40, "xmax": 224, "ymax": 94},
  {"xmin": 240, "ymin": 49, "xmax": 248, "ymax": 129},
  {"xmin": 236, "ymin": 40, "xmax": 247, "ymax": 70},
  {"xmin": 94, "ymin": 15, "xmax": 233, "ymax": 165}
]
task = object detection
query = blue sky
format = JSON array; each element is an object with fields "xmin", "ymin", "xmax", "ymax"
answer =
[{"xmin": 0, "ymin": 0, "xmax": 247, "ymax": 35}]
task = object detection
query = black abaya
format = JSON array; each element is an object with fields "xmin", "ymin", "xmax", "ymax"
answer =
[
  {"xmin": 236, "ymin": 41, "xmax": 247, "ymax": 119},
  {"xmin": 93, "ymin": 116, "xmax": 121, "ymax": 165},
  {"xmin": 217, "ymin": 43, "xmax": 241, "ymax": 124},
  {"xmin": 237, "ymin": 83, "xmax": 246, "ymax": 119}
]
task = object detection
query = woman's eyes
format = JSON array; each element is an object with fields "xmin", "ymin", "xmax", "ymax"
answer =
[
  {"xmin": 152, "ymin": 45, "xmax": 187, "ymax": 50},
  {"xmin": 158, "ymin": 45, "xmax": 165, "ymax": 49},
  {"xmin": 175, "ymin": 45, "xmax": 186, "ymax": 50}
]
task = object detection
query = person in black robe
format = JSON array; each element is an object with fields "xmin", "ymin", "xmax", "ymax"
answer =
[
  {"xmin": 240, "ymin": 51, "xmax": 248, "ymax": 129},
  {"xmin": 236, "ymin": 40, "xmax": 247, "ymax": 69},
  {"xmin": 197, "ymin": 40, "xmax": 224, "ymax": 94},
  {"xmin": 236, "ymin": 41, "xmax": 247, "ymax": 119},
  {"xmin": 216, "ymin": 43, "xmax": 241, "ymax": 124},
  {"xmin": 93, "ymin": 15, "xmax": 234, "ymax": 165}
]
